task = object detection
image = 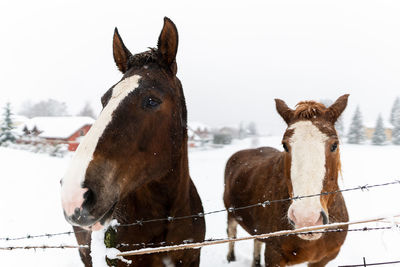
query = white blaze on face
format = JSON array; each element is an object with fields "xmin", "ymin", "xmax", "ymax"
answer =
[
  {"xmin": 61, "ymin": 75, "xmax": 141, "ymax": 215},
  {"xmin": 288, "ymin": 120, "xmax": 328, "ymax": 227}
]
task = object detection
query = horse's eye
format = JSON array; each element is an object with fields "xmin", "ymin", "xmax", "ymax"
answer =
[
  {"xmin": 145, "ymin": 97, "xmax": 161, "ymax": 109},
  {"xmin": 331, "ymin": 142, "xmax": 338, "ymax": 152},
  {"xmin": 282, "ymin": 143, "xmax": 289, "ymax": 152}
]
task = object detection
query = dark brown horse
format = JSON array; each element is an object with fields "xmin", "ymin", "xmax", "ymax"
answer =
[
  {"xmin": 224, "ymin": 95, "xmax": 349, "ymax": 267},
  {"xmin": 60, "ymin": 17, "xmax": 205, "ymax": 266}
]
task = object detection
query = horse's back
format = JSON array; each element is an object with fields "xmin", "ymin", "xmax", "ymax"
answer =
[
  {"xmin": 225, "ymin": 146, "xmax": 279, "ymax": 174},
  {"xmin": 224, "ymin": 147, "xmax": 282, "ymax": 209}
]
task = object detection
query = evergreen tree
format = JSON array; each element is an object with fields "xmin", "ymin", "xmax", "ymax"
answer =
[
  {"xmin": 372, "ymin": 114, "xmax": 386, "ymax": 145},
  {"xmin": 0, "ymin": 103, "xmax": 17, "ymax": 145},
  {"xmin": 390, "ymin": 97, "xmax": 400, "ymax": 126},
  {"xmin": 392, "ymin": 109, "xmax": 400, "ymax": 145},
  {"xmin": 347, "ymin": 106, "xmax": 365, "ymax": 144}
]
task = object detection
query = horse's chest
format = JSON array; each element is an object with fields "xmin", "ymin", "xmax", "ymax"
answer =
[
  {"xmin": 281, "ymin": 239, "xmax": 327, "ymax": 264},
  {"xmin": 280, "ymin": 232, "xmax": 345, "ymax": 264}
]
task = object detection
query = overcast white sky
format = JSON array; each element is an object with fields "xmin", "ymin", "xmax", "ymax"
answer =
[{"xmin": 1, "ymin": 0, "xmax": 400, "ymax": 134}]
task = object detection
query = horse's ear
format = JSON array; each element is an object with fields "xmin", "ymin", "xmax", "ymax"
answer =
[
  {"xmin": 275, "ymin": 99, "xmax": 294, "ymax": 124},
  {"xmin": 157, "ymin": 17, "xmax": 178, "ymax": 74},
  {"xmin": 324, "ymin": 94, "xmax": 350, "ymax": 123},
  {"xmin": 113, "ymin": 27, "xmax": 133, "ymax": 73}
]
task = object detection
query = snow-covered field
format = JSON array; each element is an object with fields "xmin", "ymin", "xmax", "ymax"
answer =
[{"xmin": 1, "ymin": 136, "xmax": 400, "ymax": 266}]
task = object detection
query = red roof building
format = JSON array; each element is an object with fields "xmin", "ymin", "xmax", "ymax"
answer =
[{"xmin": 21, "ymin": 116, "xmax": 95, "ymax": 151}]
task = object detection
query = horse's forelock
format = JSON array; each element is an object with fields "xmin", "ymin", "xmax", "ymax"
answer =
[
  {"xmin": 293, "ymin": 101, "xmax": 327, "ymax": 120},
  {"xmin": 127, "ymin": 48, "xmax": 160, "ymax": 69}
]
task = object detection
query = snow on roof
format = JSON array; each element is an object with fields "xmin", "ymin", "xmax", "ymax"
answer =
[
  {"xmin": 187, "ymin": 121, "xmax": 212, "ymax": 140},
  {"xmin": 23, "ymin": 116, "xmax": 95, "ymax": 139}
]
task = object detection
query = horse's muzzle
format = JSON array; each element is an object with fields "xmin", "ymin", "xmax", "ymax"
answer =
[
  {"xmin": 288, "ymin": 208, "xmax": 329, "ymax": 240},
  {"xmin": 64, "ymin": 200, "xmax": 116, "ymax": 230}
]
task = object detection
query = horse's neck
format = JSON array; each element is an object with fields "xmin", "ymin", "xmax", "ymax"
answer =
[
  {"xmin": 120, "ymin": 144, "xmax": 191, "ymax": 221},
  {"xmin": 163, "ymin": 144, "xmax": 191, "ymax": 206}
]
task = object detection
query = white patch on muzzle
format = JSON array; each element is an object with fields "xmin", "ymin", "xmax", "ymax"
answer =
[
  {"xmin": 61, "ymin": 75, "xmax": 141, "ymax": 214},
  {"xmin": 288, "ymin": 121, "xmax": 328, "ymax": 227}
]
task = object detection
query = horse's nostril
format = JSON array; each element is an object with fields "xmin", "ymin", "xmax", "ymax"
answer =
[
  {"xmin": 83, "ymin": 188, "xmax": 96, "ymax": 208},
  {"xmin": 74, "ymin": 207, "xmax": 81, "ymax": 218},
  {"xmin": 321, "ymin": 211, "xmax": 329, "ymax": 225},
  {"xmin": 59, "ymin": 178, "xmax": 63, "ymax": 186},
  {"xmin": 288, "ymin": 208, "xmax": 297, "ymax": 226}
]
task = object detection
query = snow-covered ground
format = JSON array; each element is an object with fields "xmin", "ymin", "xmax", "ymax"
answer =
[{"xmin": 1, "ymin": 136, "xmax": 400, "ymax": 266}]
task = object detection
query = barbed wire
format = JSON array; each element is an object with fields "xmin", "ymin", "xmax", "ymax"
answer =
[
  {"xmin": 108, "ymin": 225, "xmax": 399, "ymax": 250},
  {"xmin": 1, "ymin": 179, "xmax": 399, "ymax": 242},
  {"xmin": 116, "ymin": 215, "xmax": 400, "ymax": 256},
  {"xmin": 0, "ymin": 231, "xmax": 75, "ymax": 242},
  {"xmin": 0, "ymin": 226, "xmax": 396, "ymax": 252},
  {"xmin": 339, "ymin": 258, "xmax": 400, "ymax": 267},
  {"xmin": 0, "ymin": 245, "xmax": 87, "ymax": 251},
  {"xmin": 116, "ymin": 179, "xmax": 400, "ymax": 227},
  {"xmin": 111, "ymin": 179, "xmax": 400, "ymax": 229}
]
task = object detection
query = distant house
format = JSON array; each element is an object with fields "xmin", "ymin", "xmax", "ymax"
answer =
[
  {"xmin": 20, "ymin": 116, "xmax": 95, "ymax": 151},
  {"xmin": 364, "ymin": 120, "xmax": 393, "ymax": 141},
  {"xmin": 187, "ymin": 122, "xmax": 212, "ymax": 147}
]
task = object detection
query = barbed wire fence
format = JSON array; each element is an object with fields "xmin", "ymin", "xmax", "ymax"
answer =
[
  {"xmin": 1, "ymin": 179, "xmax": 399, "ymax": 243},
  {"xmin": 0, "ymin": 179, "xmax": 400, "ymax": 262}
]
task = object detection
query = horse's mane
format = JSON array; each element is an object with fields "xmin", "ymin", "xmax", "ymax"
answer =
[
  {"xmin": 128, "ymin": 48, "xmax": 159, "ymax": 67},
  {"xmin": 293, "ymin": 101, "xmax": 327, "ymax": 120}
]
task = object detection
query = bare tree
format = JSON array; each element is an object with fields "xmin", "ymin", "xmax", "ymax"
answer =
[
  {"xmin": 19, "ymin": 99, "xmax": 68, "ymax": 118},
  {"xmin": 78, "ymin": 101, "xmax": 96, "ymax": 118}
]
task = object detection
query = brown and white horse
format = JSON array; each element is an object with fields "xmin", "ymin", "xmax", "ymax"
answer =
[
  {"xmin": 224, "ymin": 95, "xmax": 349, "ymax": 267},
  {"xmin": 60, "ymin": 18, "xmax": 205, "ymax": 266}
]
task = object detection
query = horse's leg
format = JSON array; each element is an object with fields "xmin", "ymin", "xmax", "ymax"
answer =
[
  {"xmin": 307, "ymin": 251, "xmax": 340, "ymax": 267},
  {"xmin": 226, "ymin": 214, "xmax": 238, "ymax": 262},
  {"xmin": 73, "ymin": 226, "xmax": 92, "ymax": 267},
  {"xmin": 252, "ymin": 239, "xmax": 262, "ymax": 267}
]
